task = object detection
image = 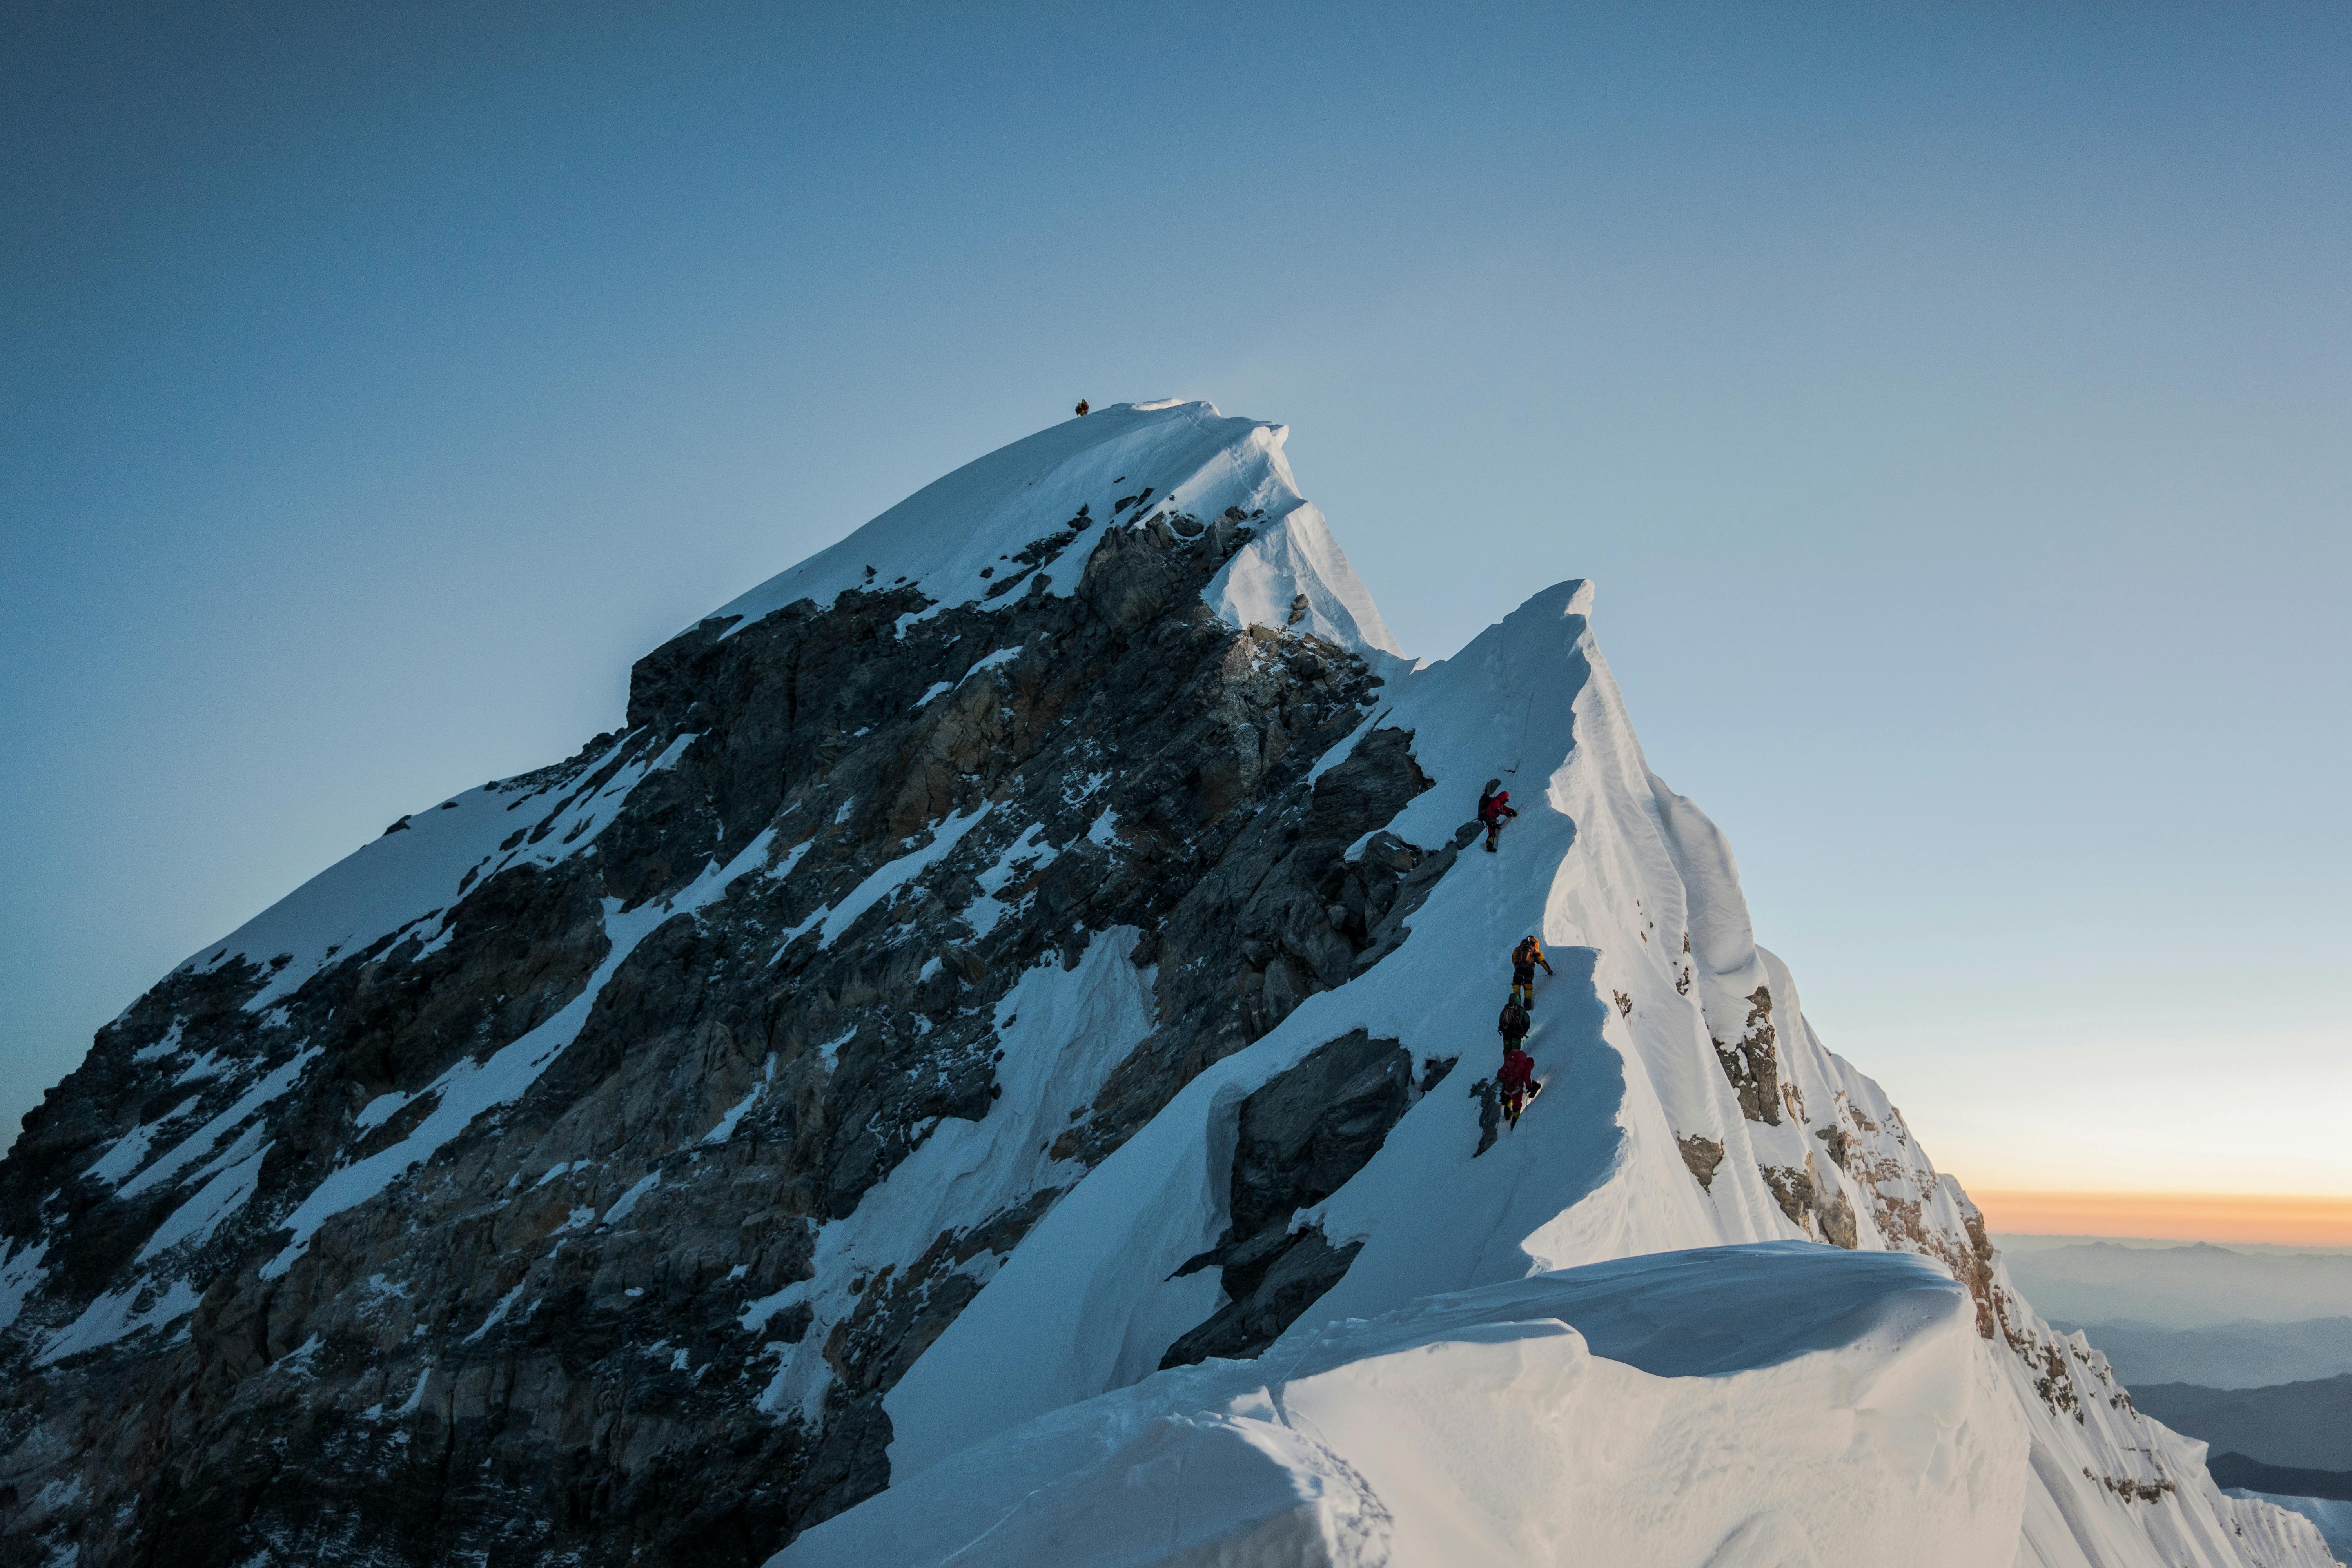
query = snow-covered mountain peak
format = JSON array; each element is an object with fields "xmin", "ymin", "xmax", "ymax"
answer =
[
  {"xmin": 709, "ymin": 399, "xmax": 1402, "ymax": 657},
  {"xmin": 0, "ymin": 405, "xmax": 2333, "ymax": 1568}
]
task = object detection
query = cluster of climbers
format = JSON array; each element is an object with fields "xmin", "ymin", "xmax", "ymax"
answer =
[
  {"xmin": 1472, "ymin": 778, "xmax": 1548, "ymax": 1137},
  {"xmin": 1495, "ymin": 934, "xmax": 1550, "ymax": 1129}
]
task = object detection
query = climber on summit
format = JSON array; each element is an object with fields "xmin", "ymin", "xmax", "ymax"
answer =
[
  {"xmin": 1074, "ymin": 399, "xmax": 1090, "ymax": 417},
  {"xmin": 1477, "ymin": 779, "xmax": 1517, "ymax": 853},
  {"xmin": 1510, "ymin": 935, "xmax": 1551, "ymax": 1011},
  {"xmin": 1497, "ymin": 1041, "xmax": 1538, "ymax": 1128},
  {"xmin": 1498, "ymin": 996, "xmax": 1530, "ymax": 1055}
]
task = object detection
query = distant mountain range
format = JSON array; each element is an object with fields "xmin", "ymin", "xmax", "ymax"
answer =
[
  {"xmin": 2003, "ymin": 1241, "xmax": 2352, "ymax": 1328},
  {"xmin": 2057, "ymin": 1317, "xmax": 2352, "ymax": 1389},
  {"xmin": 2133, "ymin": 1374, "xmax": 2352, "ymax": 1472},
  {"xmin": 2212, "ymin": 1454, "xmax": 2352, "ymax": 1505}
]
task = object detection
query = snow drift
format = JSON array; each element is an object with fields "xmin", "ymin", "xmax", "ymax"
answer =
[{"xmin": 784, "ymin": 1244, "xmax": 2029, "ymax": 1568}]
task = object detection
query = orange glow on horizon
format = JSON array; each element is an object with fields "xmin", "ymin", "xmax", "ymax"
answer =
[{"xmin": 1970, "ymin": 1189, "xmax": 2352, "ymax": 1247}]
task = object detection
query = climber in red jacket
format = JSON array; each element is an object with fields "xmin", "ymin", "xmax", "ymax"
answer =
[
  {"xmin": 1497, "ymin": 1043, "xmax": 1538, "ymax": 1128},
  {"xmin": 1477, "ymin": 779, "xmax": 1517, "ymax": 853}
]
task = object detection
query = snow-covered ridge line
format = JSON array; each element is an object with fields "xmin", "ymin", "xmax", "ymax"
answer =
[
  {"xmin": 707, "ymin": 400, "xmax": 1401, "ymax": 657},
  {"xmin": 177, "ymin": 724, "xmax": 695, "ymax": 1012}
]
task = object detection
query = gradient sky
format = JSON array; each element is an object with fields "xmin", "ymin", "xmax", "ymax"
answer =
[{"xmin": 4, "ymin": 3, "xmax": 2347, "ymax": 1220}]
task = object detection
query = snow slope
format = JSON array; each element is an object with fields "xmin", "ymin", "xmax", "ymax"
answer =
[
  {"xmin": 2229, "ymin": 1493, "xmax": 2352, "ymax": 1563},
  {"xmin": 782, "ymin": 1245, "xmax": 2031, "ymax": 1568},
  {"xmin": 803, "ymin": 435, "xmax": 2326, "ymax": 1564}
]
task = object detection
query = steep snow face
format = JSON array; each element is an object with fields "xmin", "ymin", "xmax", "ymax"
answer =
[
  {"xmin": 709, "ymin": 399, "xmax": 1401, "ymax": 656},
  {"xmin": 786, "ymin": 1245, "xmax": 2033, "ymax": 1568},
  {"xmin": 2228, "ymin": 1494, "xmax": 2352, "ymax": 1563},
  {"xmin": 875, "ymin": 575, "xmax": 2332, "ymax": 1566}
]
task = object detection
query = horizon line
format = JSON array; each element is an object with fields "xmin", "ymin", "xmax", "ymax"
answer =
[{"xmin": 1967, "ymin": 1189, "xmax": 2352, "ymax": 1248}]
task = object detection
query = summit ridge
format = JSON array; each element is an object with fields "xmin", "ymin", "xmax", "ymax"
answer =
[{"xmin": 708, "ymin": 400, "xmax": 1401, "ymax": 659}]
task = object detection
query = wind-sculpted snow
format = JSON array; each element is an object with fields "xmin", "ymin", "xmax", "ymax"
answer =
[
  {"xmin": 784, "ymin": 1245, "xmax": 2028, "ymax": 1568},
  {"xmin": 0, "ymin": 404, "xmax": 2332, "ymax": 1568}
]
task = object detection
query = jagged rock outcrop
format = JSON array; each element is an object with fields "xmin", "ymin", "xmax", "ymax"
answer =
[
  {"xmin": 1711, "ymin": 984, "xmax": 1782, "ymax": 1124},
  {"xmin": 1160, "ymin": 1029, "xmax": 1414, "ymax": 1367},
  {"xmin": 1676, "ymin": 1133, "xmax": 1725, "ymax": 1191}
]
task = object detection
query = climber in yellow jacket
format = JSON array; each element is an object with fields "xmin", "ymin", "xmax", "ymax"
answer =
[{"xmin": 1510, "ymin": 935, "xmax": 1551, "ymax": 1011}]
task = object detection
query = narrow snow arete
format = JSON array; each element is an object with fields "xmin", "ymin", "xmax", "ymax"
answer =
[{"xmin": 0, "ymin": 402, "xmax": 2331, "ymax": 1568}]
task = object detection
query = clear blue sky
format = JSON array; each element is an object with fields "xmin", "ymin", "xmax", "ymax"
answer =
[{"xmin": 4, "ymin": 2, "xmax": 2347, "ymax": 1201}]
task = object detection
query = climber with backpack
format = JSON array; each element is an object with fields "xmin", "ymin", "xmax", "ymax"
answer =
[
  {"xmin": 1074, "ymin": 399, "xmax": 1090, "ymax": 417},
  {"xmin": 1477, "ymin": 779, "xmax": 1517, "ymax": 853},
  {"xmin": 1510, "ymin": 935, "xmax": 1552, "ymax": 1011},
  {"xmin": 1498, "ymin": 996, "xmax": 1530, "ymax": 1054},
  {"xmin": 1497, "ymin": 1040, "xmax": 1539, "ymax": 1128}
]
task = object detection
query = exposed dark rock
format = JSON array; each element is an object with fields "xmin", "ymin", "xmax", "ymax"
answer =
[
  {"xmin": 1711, "ymin": 985, "xmax": 1781, "ymax": 1125},
  {"xmin": 1677, "ymin": 1134, "xmax": 1725, "ymax": 1191},
  {"xmin": 1049, "ymin": 730, "xmax": 1436, "ymax": 1169},
  {"xmin": 1160, "ymin": 1031, "xmax": 1412, "ymax": 1368},
  {"xmin": 1160, "ymin": 1226, "xmax": 1362, "ymax": 1370},
  {"xmin": 1818, "ymin": 1187, "xmax": 1859, "ymax": 1250},
  {"xmin": 0, "ymin": 508, "xmax": 1445, "ymax": 1568},
  {"xmin": 1760, "ymin": 1163, "xmax": 1815, "ymax": 1228}
]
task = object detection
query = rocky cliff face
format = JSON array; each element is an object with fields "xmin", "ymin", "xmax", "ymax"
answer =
[{"xmin": 0, "ymin": 403, "xmax": 2332, "ymax": 1568}]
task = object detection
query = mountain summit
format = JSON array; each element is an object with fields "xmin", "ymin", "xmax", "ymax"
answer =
[{"xmin": 0, "ymin": 404, "xmax": 2330, "ymax": 1567}]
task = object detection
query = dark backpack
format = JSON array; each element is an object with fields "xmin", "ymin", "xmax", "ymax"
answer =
[{"xmin": 1499, "ymin": 1002, "xmax": 1528, "ymax": 1036}]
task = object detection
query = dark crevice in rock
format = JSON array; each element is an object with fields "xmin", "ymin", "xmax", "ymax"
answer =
[{"xmin": 1473, "ymin": 1074, "xmax": 1503, "ymax": 1157}]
